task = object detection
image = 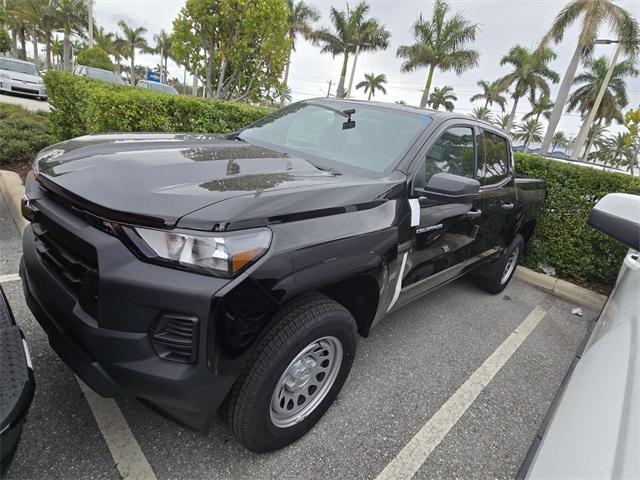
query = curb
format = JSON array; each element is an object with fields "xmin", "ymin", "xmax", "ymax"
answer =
[
  {"xmin": 0, "ymin": 169, "xmax": 608, "ymax": 311},
  {"xmin": 514, "ymin": 266, "xmax": 607, "ymax": 311},
  {"xmin": 0, "ymin": 170, "xmax": 28, "ymax": 234}
]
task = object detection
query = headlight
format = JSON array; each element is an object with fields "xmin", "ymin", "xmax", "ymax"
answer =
[
  {"xmin": 0, "ymin": 72, "xmax": 9, "ymax": 79},
  {"xmin": 132, "ymin": 227, "xmax": 272, "ymax": 276}
]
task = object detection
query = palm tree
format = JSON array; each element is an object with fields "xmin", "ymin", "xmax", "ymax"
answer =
[
  {"xmin": 38, "ymin": 0, "xmax": 58, "ymax": 69},
  {"xmin": 494, "ymin": 112, "xmax": 513, "ymax": 132},
  {"xmin": 567, "ymin": 56, "xmax": 638, "ymax": 126},
  {"xmin": 112, "ymin": 35, "xmax": 127, "ymax": 74},
  {"xmin": 396, "ymin": 0, "xmax": 479, "ymax": 108},
  {"xmin": 94, "ymin": 26, "xmax": 115, "ymax": 53},
  {"xmin": 498, "ymin": 45, "xmax": 559, "ymax": 131},
  {"xmin": 427, "ymin": 85, "xmax": 456, "ymax": 111},
  {"xmin": 472, "ymin": 105, "xmax": 494, "ymax": 122},
  {"xmin": 356, "ymin": 72, "xmax": 387, "ymax": 100},
  {"xmin": 470, "ymin": 79, "xmax": 508, "ymax": 111},
  {"xmin": 514, "ymin": 118, "xmax": 544, "ymax": 152},
  {"xmin": 596, "ymin": 133, "xmax": 632, "ymax": 168},
  {"xmin": 6, "ymin": 0, "xmax": 30, "ymax": 59},
  {"xmin": 523, "ymin": 94, "xmax": 554, "ymax": 123},
  {"xmin": 551, "ymin": 131, "xmax": 570, "ymax": 152},
  {"xmin": 277, "ymin": 85, "xmax": 293, "ymax": 105},
  {"xmin": 582, "ymin": 121, "xmax": 609, "ymax": 162},
  {"xmin": 11, "ymin": 0, "xmax": 46, "ymax": 66},
  {"xmin": 51, "ymin": 36, "xmax": 63, "ymax": 67},
  {"xmin": 54, "ymin": 0, "xmax": 88, "ymax": 71},
  {"xmin": 539, "ymin": 0, "xmax": 639, "ymax": 154},
  {"xmin": 118, "ymin": 20, "xmax": 148, "ymax": 84},
  {"xmin": 150, "ymin": 30, "xmax": 172, "ymax": 83},
  {"xmin": 312, "ymin": 1, "xmax": 390, "ymax": 98},
  {"xmin": 281, "ymin": 0, "xmax": 320, "ymax": 106}
]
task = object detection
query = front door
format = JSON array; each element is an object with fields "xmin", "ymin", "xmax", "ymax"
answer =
[{"xmin": 395, "ymin": 125, "xmax": 481, "ymax": 308}]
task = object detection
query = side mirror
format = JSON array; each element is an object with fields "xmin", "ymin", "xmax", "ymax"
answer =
[
  {"xmin": 415, "ymin": 172, "xmax": 481, "ymax": 203},
  {"xmin": 589, "ymin": 193, "xmax": 640, "ymax": 250}
]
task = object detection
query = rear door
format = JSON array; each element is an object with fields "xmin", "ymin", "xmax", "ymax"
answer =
[{"xmin": 470, "ymin": 128, "xmax": 518, "ymax": 258}]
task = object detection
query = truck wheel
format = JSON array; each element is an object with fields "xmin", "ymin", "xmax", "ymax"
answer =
[
  {"xmin": 474, "ymin": 234, "xmax": 524, "ymax": 294},
  {"xmin": 224, "ymin": 293, "xmax": 357, "ymax": 452}
]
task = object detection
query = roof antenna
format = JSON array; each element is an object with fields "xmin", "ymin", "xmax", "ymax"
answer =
[{"xmin": 342, "ymin": 109, "xmax": 356, "ymax": 130}]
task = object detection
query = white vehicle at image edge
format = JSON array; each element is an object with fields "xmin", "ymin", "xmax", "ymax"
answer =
[
  {"xmin": 524, "ymin": 193, "xmax": 640, "ymax": 479},
  {"xmin": 0, "ymin": 57, "xmax": 47, "ymax": 101}
]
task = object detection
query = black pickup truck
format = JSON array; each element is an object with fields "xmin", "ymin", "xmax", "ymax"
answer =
[{"xmin": 20, "ymin": 99, "xmax": 545, "ymax": 452}]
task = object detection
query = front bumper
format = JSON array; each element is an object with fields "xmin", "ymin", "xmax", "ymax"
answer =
[
  {"xmin": 0, "ymin": 286, "xmax": 35, "ymax": 475},
  {"xmin": 20, "ymin": 189, "xmax": 236, "ymax": 431},
  {"xmin": 0, "ymin": 78, "xmax": 46, "ymax": 98}
]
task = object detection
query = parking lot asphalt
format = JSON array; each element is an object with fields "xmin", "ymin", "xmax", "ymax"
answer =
[{"xmin": 0, "ymin": 195, "xmax": 598, "ymax": 480}]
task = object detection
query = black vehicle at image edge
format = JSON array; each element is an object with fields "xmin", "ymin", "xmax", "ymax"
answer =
[
  {"xmin": 19, "ymin": 99, "xmax": 545, "ymax": 452},
  {"xmin": 0, "ymin": 285, "xmax": 35, "ymax": 475}
]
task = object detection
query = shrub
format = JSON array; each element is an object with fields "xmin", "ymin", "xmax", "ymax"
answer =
[
  {"xmin": 0, "ymin": 29, "xmax": 10, "ymax": 55},
  {"xmin": 44, "ymin": 71, "xmax": 96, "ymax": 139},
  {"xmin": 0, "ymin": 103, "xmax": 54, "ymax": 167},
  {"xmin": 44, "ymin": 71, "xmax": 270, "ymax": 141},
  {"xmin": 76, "ymin": 47, "xmax": 114, "ymax": 71},
  {"xmin": 515, "ymin": 152, "xmax": 640, "ymax": 290}
]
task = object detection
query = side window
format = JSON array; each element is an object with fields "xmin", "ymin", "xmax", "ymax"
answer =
[
  {"xmin": 424, "ymin": 126, "xmax": 475, "ymax": 182},
  {"xmin": 478, "ymin": 130, "xmax": 509, "ymax": 185}
]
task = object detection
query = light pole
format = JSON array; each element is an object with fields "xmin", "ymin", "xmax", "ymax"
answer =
[
  {"xmin": 87, "ymin": 0, "xmax": 94, "ymax": 48},
  {"xmin": 569, "ymin": 39, "xmax": 639, "ymax": 160}
]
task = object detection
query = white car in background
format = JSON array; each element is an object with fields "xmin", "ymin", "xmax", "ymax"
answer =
[
  {"xmin": 137, "ymin": 79, "xmax": 178, "ymax": 95},
  {"xmin": 0, "ymin": 57, "xmax": 47, "ymax": 101},
  {"xmin": 72, "ymin": 65, "xmax": 125, "ymax": 85}
]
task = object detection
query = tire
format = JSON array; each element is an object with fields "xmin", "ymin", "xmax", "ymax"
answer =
[
  {"xmin": 224, "ymin": 293, "xmax": 358, "ymax": 452},
  {"xmin": 474, "ymin": 234, "xmax": 524, "ymax": 294}
]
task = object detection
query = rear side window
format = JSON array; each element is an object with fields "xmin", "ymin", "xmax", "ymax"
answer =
[
  {"xmin": 477, "ymin": 130, "xmax": 509, "ymax": 185},
  {"xmin": 424, "ymin": 126, "xmax": 475, "ymax": 182}
]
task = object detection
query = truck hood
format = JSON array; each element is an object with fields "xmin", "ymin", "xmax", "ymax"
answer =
[{"xmin": 35, "ymin": 133, "xmax": 389, "ymax": 229}]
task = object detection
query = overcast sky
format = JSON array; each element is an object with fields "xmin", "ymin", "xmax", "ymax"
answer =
[{"xmin": 93, "ymin": 0, "xmax": 640, "ymax": 137}]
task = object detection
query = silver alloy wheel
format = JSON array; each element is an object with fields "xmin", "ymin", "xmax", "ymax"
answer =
[
  {"xmin": 501, "ymin": 246, "xmax": 520, "ymax": 285},
  {"xmin": 270, "ymin": 336, "xmax": 343, "ymax": 429}
]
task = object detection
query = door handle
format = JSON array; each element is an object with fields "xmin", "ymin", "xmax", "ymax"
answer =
[
  {"xmin": 501, "ymin": 202, "xmax": 515, "ymax": 210},
  {"xmin": 466, "ymin": 209, "xmax": 482, "ymax": 219}
]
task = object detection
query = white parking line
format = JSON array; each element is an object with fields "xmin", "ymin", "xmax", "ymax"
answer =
[
  {"xmin": 78, "ymin": 379, "xmax": 157, "ymax": 480},
  {"xmin": 376, "ymin": 305, "xmax": 546, "ymax": 480},
  {"xmin": 0, "ymin": 273, "xmax": 20, "ymax": 283}
]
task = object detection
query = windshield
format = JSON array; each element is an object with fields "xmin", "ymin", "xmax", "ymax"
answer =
[
  {"xmin": 85, "ymin": 67, "xmax": 124, "ymax": 84},
  {"xmin": 0, "ymin": 58, "xmax": 39, "ymax": 76},
  {"xmin": 149, "ymin": 82, "xmax": 178, "ymax": 94},
  {"xmin": 240, "ymin": 101, "xmax": 430, "ymax": 174}
]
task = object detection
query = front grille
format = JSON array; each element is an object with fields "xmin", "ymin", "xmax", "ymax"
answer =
[
  {"xmin": 32, "ymin": 218, "xmax": 99, "ymax": 318},
  {"xmin": 11, "ymin": 86, "xmax": 38, "ymax": 95},
  {"xmin": 150, "ymin": 314, "xmax": 199, "ymax": 363}
]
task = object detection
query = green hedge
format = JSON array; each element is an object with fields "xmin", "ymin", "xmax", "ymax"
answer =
[
  {"xmin": 44, "ymin": 71, "xmax": 270, "ymax": 141},
  {"xmin": 515, "ymin": 153, "xmax": 640, "ymax": 291},
  {"xmin": 0, "ymin": 103, "xmax": 54, "ymax": 167}
]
